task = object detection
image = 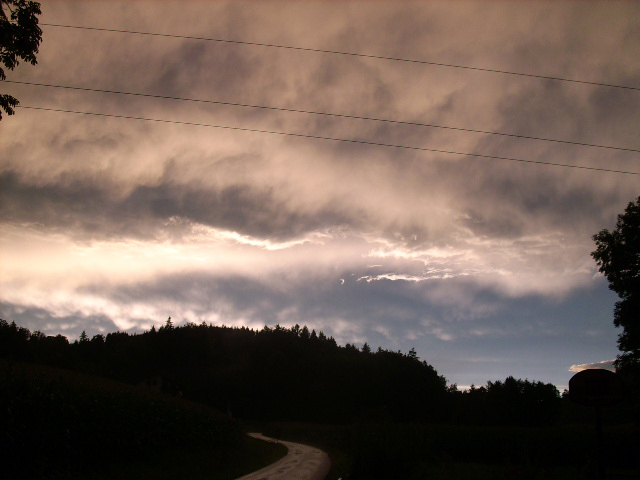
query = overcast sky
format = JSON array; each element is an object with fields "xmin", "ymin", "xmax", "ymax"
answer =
[{"xmin": 1, "ymin": 1, "xmax": 638, "ymax": 389}]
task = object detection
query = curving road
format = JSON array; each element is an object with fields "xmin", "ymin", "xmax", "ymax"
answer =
[{"xmin": 236, "ymin": 433, "xmax": 331, "ymax": 480}]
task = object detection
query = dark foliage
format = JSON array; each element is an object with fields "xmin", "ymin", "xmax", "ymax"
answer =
[
  {"xmin": 0, "ymin": 319, "xmax": 565, "ymax": 428},
  {"xmin": 592, "ymin": 196, "xmax": 640, "ymax": 379},
  {"xmin": 448, "ymin": 376, "xmax": 561, "ymax": 426},
  {"xmin": 0, "ymin": 319, "xmax": 449, "ymax": 423},
  {"xmin": 0, "ymin": 0, "xmax": 42, "ymax": 118}
]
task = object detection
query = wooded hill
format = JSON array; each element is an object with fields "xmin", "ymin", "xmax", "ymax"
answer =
[{"xmin": 1, "ymin": 318, "xmax": 562, "ymax": 425}]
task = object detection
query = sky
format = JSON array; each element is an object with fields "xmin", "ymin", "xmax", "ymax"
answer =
[{"xmin": 1, "ymin": 0, "xmax": 639, "ymax": 390}]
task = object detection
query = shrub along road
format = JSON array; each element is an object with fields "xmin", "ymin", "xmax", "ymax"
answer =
[{"xmin": 236, "ymin": 433, "xmax": 330, "ymax": 480}]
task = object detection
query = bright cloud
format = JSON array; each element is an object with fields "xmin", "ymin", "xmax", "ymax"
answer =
[{"xmin": 569, "ymin": 360, "xmax": 616, "ymax": 373}]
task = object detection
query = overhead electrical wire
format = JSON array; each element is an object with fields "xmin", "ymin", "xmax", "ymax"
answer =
[
  {"xmin": 16, "ymin": 105, "xmax": 640, "ymax": 176},
  {"xmin": 10, "ymin": 24, "xmax": 638, "ymax": 175},
  {"xmin": 7, "ymin": 80, "xmax": 639, "ymax": 154},
  {"xmin": 41, "ymin": 24, "xmax": 640, "ymax": 92}
]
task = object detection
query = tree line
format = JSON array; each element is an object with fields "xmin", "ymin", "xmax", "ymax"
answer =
[{"xmin": 1, "ymin": 318, "xmax": 563, "ymax": 425}]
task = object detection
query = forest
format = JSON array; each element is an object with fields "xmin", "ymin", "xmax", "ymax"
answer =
[
  {"xmin": 0, "ymin": 318, "xmax": 564, "ymax": 424},
  {"xmin": 1, "ymin": 318, "xmax": 637, "ymax": 479}
]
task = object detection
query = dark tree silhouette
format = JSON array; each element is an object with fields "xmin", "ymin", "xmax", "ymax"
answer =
[
  {"xmin": 0, "ymin": 0, "xmax": 41, "ymax": 119},
  {"xmin": 0, "ymin": 319, "xmax": 452, "ymax": 423},
  {"xmin": 449, "ymin": 377, "xmax": 561, "ymax": 425},
  {"xmin": 1, "ymin": 319, "xmax": 570, "ymax": 426},
  {"xmin": 592, "ymin": 196, "xmax": 640, "ymax": 377}
]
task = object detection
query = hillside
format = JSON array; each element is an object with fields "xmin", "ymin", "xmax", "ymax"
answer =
[
  {"xmin": 1, "ymin": 319, "xmax": 448, "ymax": 423},
  {"xmin": 0, "ymin": 358, "xmax": 287, "ymax": 479}
]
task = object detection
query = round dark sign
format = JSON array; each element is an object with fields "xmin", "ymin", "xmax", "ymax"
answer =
[{"xmin": 569, "ymin": 368, "xmax": 624, "ymax": 407}]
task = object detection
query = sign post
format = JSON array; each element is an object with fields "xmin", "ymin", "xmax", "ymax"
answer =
[{"xmin": 569, "ymin": 368, "xmax": 624, "ymax": 480}]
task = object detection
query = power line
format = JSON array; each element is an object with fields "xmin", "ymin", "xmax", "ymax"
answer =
[
  {"xmin": 7, "ymin": 80, "xmax": 639, "ymax": 154},
  {"xmin": 16, "ymin": 105, "xmax": 640, "ymax": 176},
  {"xmin": 40, "ymin": 23, "xmax": 640, "ymax": 92}
]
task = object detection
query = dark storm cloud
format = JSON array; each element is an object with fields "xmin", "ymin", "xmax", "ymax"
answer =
[
  {"xmin": 443, "ymin": 74, "xmax": 639, "ymax": 242},
  {"xmin": 4, "ymin": 2, "xmax": 632, "ymax": 250},
  {"xmin": 0, "ymin": 170, "xmax": 359, "ymax": 241},
  {"xmin": 455, "ymin": 164, "xmax": 625, "ymax": 241}
]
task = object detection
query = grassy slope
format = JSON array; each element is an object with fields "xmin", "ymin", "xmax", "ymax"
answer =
[
  {"xmin": 96, "ymin": 436, "xmax": 288, "ymax": 480},
  {"xmin": 1, "ymin": 360, "xmax": 286, "ymax": 480}
]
